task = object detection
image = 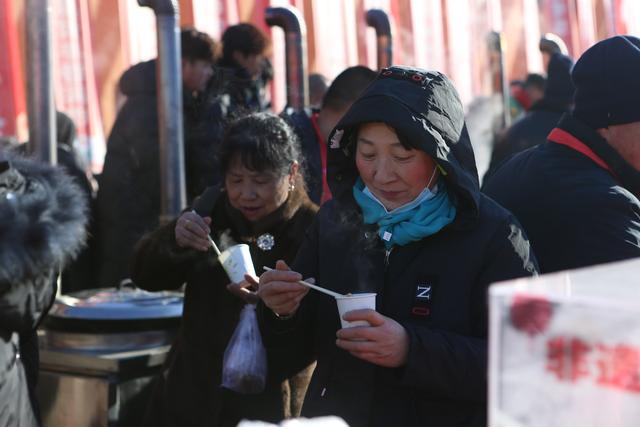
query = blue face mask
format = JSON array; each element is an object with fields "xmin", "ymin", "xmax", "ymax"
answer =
[
  {"xmin": 353, "ymin": 171, "xmax": 456, "ymax": 249},
  {"xmin": 362, "ymin": 183, "xmax": 438, "ymax": 215}
]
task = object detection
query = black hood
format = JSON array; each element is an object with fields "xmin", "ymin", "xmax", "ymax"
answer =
[
  {"xmin": 119, "ymin": 60, "xmax": 157, "ymax": 97},
  {"xmin": 327, "ymin": 66, "xmax": 480, "ymax": 220},
  {"xmin": 543, "ymin": 53, "xmax": 574, "ymax": 107}
]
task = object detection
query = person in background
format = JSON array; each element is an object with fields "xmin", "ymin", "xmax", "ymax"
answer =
[
  {"xmin": 523, "ymin": 73, "xmax": 546, "ymax": 107},
  {"xmin": 3, "ymin": 112, "xmax": 97, "ymax": 293},
  {"xmin": 218, "ymin": 23, "xmax": 272, "ymax": 113},
  {"xmin": 131, "ymin": 113, "xmax": 318, "ymax": 427},
  {"xmin": 508, "ymin": 80, "xmax": 529, "ymax": 120},
  {"xmin": 285, "ymin": 66, "xmax": 377, "ymax": 204},
  {"xmin": 257, "ymin": 66, "xmax": 537, "ymax": 427},
  {"xmin": 55, "ymin": 111, "xmax": 98, "ymax": 293},
  {"xmin": 540, "ymin": 32, "xmax": 569, "ymax": 71},
  {"xmin": 97, "ymin": 28, "xmax": 218, "ymax": 287},
  {"xmin": 308, "ymin": 73, "xmax": 329, "ymax": 110},
  {"xmin": 0, "ymin": 152, "xmax": 87, "ymax": 426},
  {"xmin": 484, "ymin": 36, "xmax": 640, "ymax": 273},
  {"xmin": 484, "ymin": 53, "xmax": 574, "ymax": 179}
]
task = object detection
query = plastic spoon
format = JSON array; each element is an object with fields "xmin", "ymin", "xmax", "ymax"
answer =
[
  {"xmin": 207, "ymin": 235, "xmax": 221, "ymax": 257},
  {"xmin": 262, "ymin": 266, "xmax": 345, "ymax": 299},
  {"xmin": 190, "ymin": 209, "xmax": 221, "ymax": 256}
]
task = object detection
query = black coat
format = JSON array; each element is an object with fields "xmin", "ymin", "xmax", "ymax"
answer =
[
  {"xmin": 96, "ymin": 60, "xmax": 226, "ymax": 287},
  {"xmin": 259, "ymin": 67, "xmax": 537, "ymax": 427},
  {"xmin": 484, "ymin": 53, "xmax": 574, "ymax": 181},
  {"xmin": 484, "ymin": 99, "xmax": 567, "ymax": 180},
  {"xmin": 0, "ymin": 156, "xmax": 87, "ymax": 426},
  {"xmin": 483, "ymin": 114, "xmax": 640, "ymax": 273},
  {"xmin": 281, "ymin": 108, "xmax": 323, "ymax": 204},
  {"xmin": 131, "ymin": 185, "xmax": 318, "ymax": 427},
  {"xmin": 217, "ymin": 60, "xmax": 271, "ymax": 115}
]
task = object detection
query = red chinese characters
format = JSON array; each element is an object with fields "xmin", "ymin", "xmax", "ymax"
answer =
[{"xmin": 545, "ymin": 336, "xmax": 640, "ymax": 393}]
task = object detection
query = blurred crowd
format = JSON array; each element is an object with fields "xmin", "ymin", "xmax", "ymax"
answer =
[{"xmin": 2, "ymin": 20, "xmax": 640, "ymax": 427}]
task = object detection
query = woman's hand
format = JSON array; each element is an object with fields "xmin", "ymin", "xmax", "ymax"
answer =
[
  {"xmin": 257, "ymin": 260, "xmax": 309, "ymax": 317},
  {"xmin": 175, "ymin": 211, "xmax": 212, "ymax": 251},
  {"xmin": 336, "ymin": 310, "xmax": 410, "ymax": 368},
  {"xmin": 227, "ymin": 275, "xmax": 259, "ymax": 304}
]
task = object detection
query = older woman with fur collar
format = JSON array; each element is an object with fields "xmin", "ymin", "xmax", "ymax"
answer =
[
  {"xmin": 0, "ymin": 154, "xmax": 87, "ymax": 426},
  {"xmin": 132, "ymin": 113, "xmax": 318, "ymax": 427}
]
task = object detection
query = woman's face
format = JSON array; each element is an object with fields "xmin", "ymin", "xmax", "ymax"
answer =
[
  {"xmin": 355, "ymin": 122, "xmax": 437, "ymax": 211},
  {"xmin": 225, "ymin": 155, "xmax": 297, "ymax": 222}
]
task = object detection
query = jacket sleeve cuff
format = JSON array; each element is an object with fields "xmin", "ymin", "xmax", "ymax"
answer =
[
  {"xmin": 394, "ymin": 322, "xmax": 422, "ymax": 386},
  {"xmin": 257, "ymin": 300, "xmax": 300, "ymax": 336}
]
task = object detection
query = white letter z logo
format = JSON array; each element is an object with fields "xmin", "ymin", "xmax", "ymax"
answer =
[{"xmin": 416, "ymin": 285, "xmax": 431, "ymax": 300}]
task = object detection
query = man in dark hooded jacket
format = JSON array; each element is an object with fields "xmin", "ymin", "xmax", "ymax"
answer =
[
  {"xmin": 97, "ymin": 28, "xmax": 222, "ymax": 286},
  {"xmin": 484, "ymin": 35, "xmax": 640, "ymax": 273},
  {"xmin": 484, "ymin": 52, "xmax": 574, "ymax": 179},
  {"xmin": 258, "ymin": 66, "xmax": 537, "ymax": 427}
]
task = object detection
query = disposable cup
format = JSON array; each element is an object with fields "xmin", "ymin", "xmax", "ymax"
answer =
[
  {"xmin": 335, "ymin": 293, "xmax": 377, "ymax": 328},
  {"xmin": 218, "ymin": 244, "xmax": 256, "ymax": 284}
]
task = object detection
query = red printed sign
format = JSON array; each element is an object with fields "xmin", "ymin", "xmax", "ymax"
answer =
[{"xmin": 546, "ymin": 336, "xmax": 640, "ymax": 394}]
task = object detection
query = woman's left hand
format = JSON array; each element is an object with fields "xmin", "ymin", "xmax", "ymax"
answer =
[
  {"xmin": 336, "ymin": 310, "xmax": 410, "ymax": 368},
  {"xmin": 226, "ymin": 274, "xmax": 259, "ymax": 304}
]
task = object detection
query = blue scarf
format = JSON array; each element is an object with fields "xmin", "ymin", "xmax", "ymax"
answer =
[{"xmin": 352, "ymin": 178, "xmax": 456, "ymax": 249}]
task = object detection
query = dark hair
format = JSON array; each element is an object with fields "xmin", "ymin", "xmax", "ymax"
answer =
[
  {"xmin": 218, "ymin": 112, "xmax": 301, "ymax": 178},
  {"xmin": 346, "ymin": 122, "xmax": 416, "ymax": 156},
  {"xmin": 322, "ymin": 66, "xmax": 377, "ymax": 111},
  {"xmin": 525, "ymin": 73, "xmax": 546, "ymax": 92},
  {"xmin": 221, "ymin": 23, "xmax": 270, "ymax": 62},
  {"xmin": 181, "ymin": 27, "xmax": 218, "ymax": 63}
]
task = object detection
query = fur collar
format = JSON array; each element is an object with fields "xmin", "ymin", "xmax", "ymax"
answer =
[{"xmin": 0, "ymin": 155, "xmax": 88, "ymax": 285}]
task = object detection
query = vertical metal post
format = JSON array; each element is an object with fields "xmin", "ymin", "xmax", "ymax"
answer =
[
  {"xmin": 138, "ymin": 0, "xmax": 185, "ymax": 224},
  {"xmin": 488, "ymin": 31, "xmax": 510, "ymax": 129},
  {"xmin": 366, "ymin": 9, "xmax": 393, "ymax": 70},
  {"xmin": 265, "ymin": 6, "xmax": 309, "ymax": 111},
  {"xmin": 26, "ymin": 0, "xmax": 56, "ymax": 164}
]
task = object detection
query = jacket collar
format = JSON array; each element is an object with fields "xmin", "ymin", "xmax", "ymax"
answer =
[{"xmin": 553, "ymin": 114, "xmax": 640, "ymax": 196}]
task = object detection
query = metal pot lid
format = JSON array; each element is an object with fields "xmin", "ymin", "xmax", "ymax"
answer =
[{"xmin": 48, "ymin": 283, "xmax": 183, "ymax": 320}]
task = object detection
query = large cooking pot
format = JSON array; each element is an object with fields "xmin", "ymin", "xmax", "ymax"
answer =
[{"xmin": 41, "ymin": 281, "xmax": 183, "ymax": 353}]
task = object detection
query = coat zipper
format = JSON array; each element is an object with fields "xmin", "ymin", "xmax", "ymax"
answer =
[{"xmin": 384, "ymin": 247, "xmax": 394, "ymax": 269}]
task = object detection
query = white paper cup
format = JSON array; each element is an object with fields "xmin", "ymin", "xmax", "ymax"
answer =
[
  {"xmin": 335, "ymin": 293, "xmax": 377, "ymax": 328},
  {"xmin": 218, "ymin": 244, "xmax": 256, "ymax": 284}
]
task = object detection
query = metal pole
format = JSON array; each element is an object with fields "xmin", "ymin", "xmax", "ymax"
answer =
[
  {"xmin": 138, "ymin": 0, "xmax": 185, "ymax": 224},
  {"xmin": 488, "ymin": 31, "xmax": 510, "ymax": 129},
  {"xmin": 25, "ymin": 0, "xmax": 56, "ymax": 164},
  {"xmin": 366, "ymin": 9, "xmax": 393, "ymax": 70},
  {"xmin": 265, "ymin": 6, "xmax": 309, "ymax": 111}
]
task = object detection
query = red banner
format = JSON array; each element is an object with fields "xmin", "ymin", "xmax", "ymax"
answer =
[
  {"xmin": 51, "ymin": 0, "xmax": 105, "ymax": 171},
  {"xmin": 541, "ymin": 0, "xmax": 578, "ymax": 56},
  {"xmin": 0, "ymin": 0, "xmax": 27, "ymax": 141}
]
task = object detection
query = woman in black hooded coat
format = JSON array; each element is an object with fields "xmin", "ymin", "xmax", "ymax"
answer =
[{"xmin": 258, "ymin": 66, "xmax": 538, "ymax": 427}]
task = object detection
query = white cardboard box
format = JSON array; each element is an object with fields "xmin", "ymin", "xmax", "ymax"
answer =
[{"xmin": 489, "ymin": 258, "xmax": 640, "ymax": 427}]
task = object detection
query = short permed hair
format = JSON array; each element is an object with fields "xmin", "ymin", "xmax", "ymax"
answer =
[
  {"xmin": 221, "ymin": 23, "xmax": 270, "ymax": 62},
  {"xmin": 321, "ymin": 66, "xmax": 377, "ymax": 112},
  {"xmin": 218, "ymin": 112, "xmax": 301, "ymax": 178},
  {"xmin": 181, "ymin": 27, "xmax": 218, "ymax": 63}
]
